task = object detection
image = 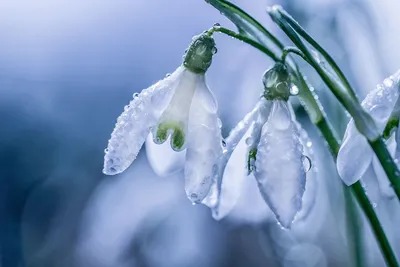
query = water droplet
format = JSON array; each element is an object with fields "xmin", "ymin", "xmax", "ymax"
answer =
[
  {"xmin": 211, "ymin": 47, "xmax": 218, "ymax": 54},
  {"xmin": 245, "ymin": 137, "xmax": 253, "ymax": 145},
  {"xmin": 104, "ymin": 148, "xmax": 109, "ymax": 153},
  {"xmin": 306, "ymin": 141, "xmax": 312, "ymax": 147},
  {"xmin": 132, "ymin": 92, "xmax": 139, "ymax": 98},
  {"xmin": 221, "ymin": 139, "xmax": 227, "ymax": 147},
  {"xmin": 213, "ymin": 23, "xmax": 221, "ymax": 27},
  {"xmin": 302, "ymin": 155, "xmax": 312, "ymax": 172},
  {"xmin": 124, "ymin": 105, "xmax": 130, "ymax": 111},
  {"xmin": 290, "ymin": 85, "xmax": 299, "ymax": 96},
  {"xmin": 372, "ymin": 203, "xmax": 377, "ymax": 208},
  {"xmin": 165, "ymin": 73, "xmax": 171, "ymax": 77},
  {"xmin": 383, "ymin": 78, "xmax": 394, "ymax": 88}
]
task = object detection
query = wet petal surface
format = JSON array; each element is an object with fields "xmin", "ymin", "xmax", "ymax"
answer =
[
  {"xmin": 184, "ymin": 78, "xmax": 223, "ymax": 203},
  {"xmin": 103, "ymin": 67, "xmax": 184, "ymax": 175},
  {"xmin": 254, "ymin": 100, "xmax": 306, "ymax": 228}
]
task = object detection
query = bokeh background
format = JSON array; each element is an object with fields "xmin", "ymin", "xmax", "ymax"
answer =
[{"xmin": 1, "ymin": 0, "xmax": 400, "ymax": 266}]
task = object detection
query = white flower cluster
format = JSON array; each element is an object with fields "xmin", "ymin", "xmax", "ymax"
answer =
[{"xmin": 105, "ymin": 32, "xmax": 400, "ymax": 229}]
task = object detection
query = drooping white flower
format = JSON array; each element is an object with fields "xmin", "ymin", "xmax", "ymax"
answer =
[
  {"xmin": 103, "ymin": 33, "xmax": 223, "ymax": 204},
  {"xmin": 213, "ymin": 63, "xmax": 309, "ymax": 228},
  {"xmin": 337, "ymin": 70, "xmax": 400, "ymax": 198}
]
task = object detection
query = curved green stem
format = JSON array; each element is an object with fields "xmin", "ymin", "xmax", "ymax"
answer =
[
  {"xmin": 281, "ymin": 46, "xmax": 307, "ymax": 63},
  {"xmin": 274, "ymin": 6, "xmax": 356, "ymax": 99},
  {"xmin": 352, "ymin": 182, "xmax": 399, "ymax": 267},
  {"xmin": 210, "ymin": 26, "xmax": 278, "ymax": 61},
  {"xmin": 204, "ymin": 0, "xmax": 323, "ymax": 123},
  {"xmin": 205, "ymin": 0, "xmax": 283, "ymax": 53}
]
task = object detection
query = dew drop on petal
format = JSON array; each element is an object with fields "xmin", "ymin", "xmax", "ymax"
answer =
[
  {"xmin": 221, "ymin": 139, "xmax": 227, "ymax": 147},
  {"xmin": 302, "ymin": 155, "xmax": 312, "ymax": 173},
  {"xmin": 213, "ymin": 22, "xmax": 221, "ymax": 27},
  {"xmin": 245, "ymin": 137, "xmax": 253, "ymax": 146},
  {"xmin": 166, "ymin": 73, "xmax": 171, "ymax": 77},
  {"xmin": 383, "ymin": 78, "xmax": 394, "ymax": 88},
  {"xmin": 290, "ymin": 85, "xmax": 299, "ymax": 96},
  {"xmin": 211, "ymin": 47, "xmax": 218, "ymax": 54},
  {"xmin": 132, "ymin": 92, "xmax": 139, "ymax": 98}
]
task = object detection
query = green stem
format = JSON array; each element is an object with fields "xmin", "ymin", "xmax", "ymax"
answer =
[
  {"xmin": 274, "ymin": 7, "xmax": 356, "ymax": 99},
  {"xmin": 281, "ymin": 46, "xmax": 307, "ymax": 64},
  {"xmin": 316, "ymin": 118, "xmax": 398, "ymax": 267},
  {"xmin": 205, "ymin": 0, "xmax": 283, "ymax": 55},
  {"xmin": 369, "ymin": 138, "xmax": 400, "ymax": 199},
  {"xmin": 315, "ymin": 118, "xmax": 340, "ymax": 155},
  {"xmin": 210, "ymin": 26, "xmax": 278, "ymax": 61},
  {"xmin": 352, "ymin": 181, "xmax": 399, "ymax": 267}
]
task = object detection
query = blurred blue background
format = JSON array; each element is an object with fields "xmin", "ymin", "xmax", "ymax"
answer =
[{"xmin": 1, "ymin": 0, "xmax": 400, "ymax": 266}]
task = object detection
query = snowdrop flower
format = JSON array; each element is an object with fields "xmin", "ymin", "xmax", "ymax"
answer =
[
  {"xmin": 103, "ymin": 32, "xmax": 223, "ymax": 204},
  {"xmin": 214, "ymin": 63, "xmax": 309, "ymax": 228},
  {"xmin": 337, "ymin": 70, "xmax": 400, "ymax": 198}
]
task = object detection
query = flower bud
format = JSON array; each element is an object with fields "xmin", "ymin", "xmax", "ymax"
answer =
[
  {"xmin": 262, "ymin": 62, "xmax": 291, "ymax": 101},
  {"xmin": 183, "ymin": 33, "xmax": 216, "ymax": 74}
]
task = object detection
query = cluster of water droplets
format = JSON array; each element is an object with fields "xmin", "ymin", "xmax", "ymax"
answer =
[{"xmin": 103, "ymin": 68, "xmax": 182, "ymax": 175}]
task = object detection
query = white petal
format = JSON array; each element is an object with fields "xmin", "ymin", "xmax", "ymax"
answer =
[
  {"xmin": 361, "ymin": 70, "xmax": 400, "ymax": 129},
  {"xmin": 214, "ymin": 99, "xmax": 271, "ymax": 219},
  {"xmin": 337, "ymin": 122, "xmax": 373, "ymax": 185},
  {"xmin": 292, "ymin": 118, "xmax": 317, "ymax": 221},
  {"xmin": 254, "ymin": 100, "xmax": 306, "ymax": 229},
  {"xmin": 225, "ymin": 98, "xmax": 270, "ymax": 152},
  {"xmin": 336, "ymin": 70, "xmax": 400, "ymax": 184},
  {"xmin": 184, "ymin": 76, "xmax": 223, "ymax": 203},
  {"xmin": 201, "ymin": 181, "xmax": 219, "ymax": 209},
  {"xmin": 145, "ymin": 134, "xmax": 186, "ymax": 177},
  {"xmin": 154, "ymin": 68, "xmax": 202, "ymax": 151},
  {"xmin": 103, "ymin": 67, "xmax": 184, "ymax": 175},
  {"xmin": 214, "ymin": 122, "xmax": 255, "ymax": 220},
  {"xmin": 227, "ymin": 173, "xmax": 273, "ymax": 223}
]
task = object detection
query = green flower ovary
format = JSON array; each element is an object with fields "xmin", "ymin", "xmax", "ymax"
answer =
[
  {"xmin": 262, "ymin": 62, "xmax": 291, "ymax": 101},
  {"xmin": 183, "ymin": 33, "xmax": 216, "ymax": 74},
  {"xmin": 156, "ymin": 121, "xmax": 186, "ymax": 151},
  {"xmin": 247, "ymin": 148, "xmax": 257, "ymax": 173},
  {"xmin": 383, "ymin": 117, "xmax": 399, "ymax": 140}
]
